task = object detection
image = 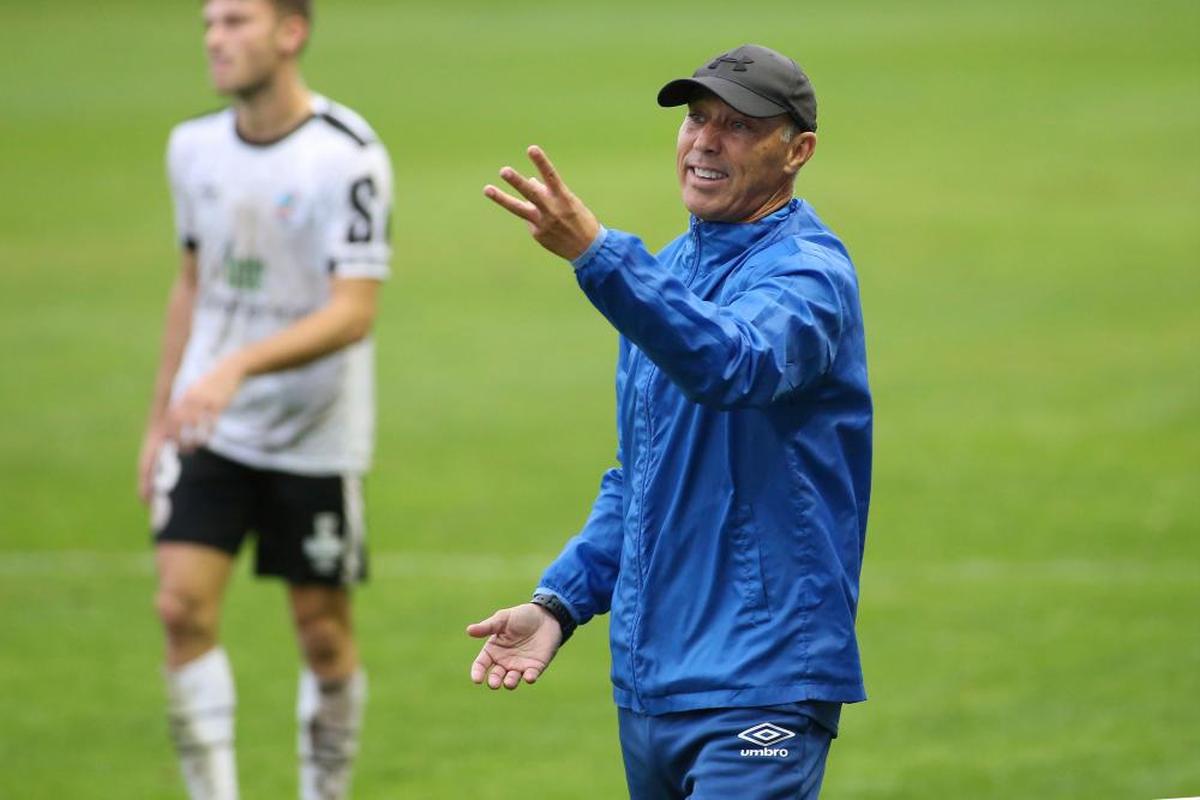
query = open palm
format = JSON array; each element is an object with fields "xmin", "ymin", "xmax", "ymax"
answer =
[{"xmin": 467, "ymin": 603, "xmax": 563, "ymax": 690}]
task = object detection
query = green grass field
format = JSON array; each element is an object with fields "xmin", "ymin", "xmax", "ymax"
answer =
[{"xmin": 2, "ymin": 1, "xmax": 1198, "ymax": 797}]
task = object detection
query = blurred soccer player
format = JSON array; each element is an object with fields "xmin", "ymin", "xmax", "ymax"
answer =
[{"xmin": 137, "ymin": 1, "xmax": 392, "ymax": 797}]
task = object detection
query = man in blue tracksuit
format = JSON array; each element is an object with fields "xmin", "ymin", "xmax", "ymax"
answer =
[{"xmin": 468, "ymin": 44, "xmax": 871, "ymax": 799}]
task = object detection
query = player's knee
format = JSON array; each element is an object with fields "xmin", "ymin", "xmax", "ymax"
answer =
[
  {"xmin": 155, "ymin": 588, "xmax": 212, "ymax": 642},
  {"xmin": 297, "ymin": 613, "xmax": 351, "ymax": 670}
]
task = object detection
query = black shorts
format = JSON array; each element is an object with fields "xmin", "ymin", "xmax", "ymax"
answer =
[{"xmin": 151, "ymin": 445, "xmax": 368, "ymax": 586}]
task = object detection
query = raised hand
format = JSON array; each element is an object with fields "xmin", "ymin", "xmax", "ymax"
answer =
[
  {"xmin": 483, "ymin": 145, "xmax": 601, "ymax": 262},
  {"xmin": 467, "ymin": 603, "xmax": 564, "ymax": 690}
]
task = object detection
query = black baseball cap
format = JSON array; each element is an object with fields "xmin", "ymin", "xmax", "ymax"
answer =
[{"xmin": 657, "ymin": 44, "xmax": 817, "ymax": 132}]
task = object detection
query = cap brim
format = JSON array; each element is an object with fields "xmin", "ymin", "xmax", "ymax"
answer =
[{"xmin": 656, "ymin": 76, "xmax": 788, "ymax": 118}]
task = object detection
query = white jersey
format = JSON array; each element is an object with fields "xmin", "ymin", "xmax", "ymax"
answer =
[{"xmin": 166, "ymin": 95, "xmax": 392, "ymax": 475}]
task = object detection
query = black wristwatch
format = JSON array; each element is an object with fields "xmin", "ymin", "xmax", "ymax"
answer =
[{"xmin": 531, "ymin": 593, "xmax": 578, "ymax": 644}]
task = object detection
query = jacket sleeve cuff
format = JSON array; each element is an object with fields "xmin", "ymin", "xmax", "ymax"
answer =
[
  {"xmin": 570, "ymin": 225, "xmax": 609, "ymax": 271},
  {"xmin": 532, "ymin": 585, "xmax": 583, "ymax": 625}
]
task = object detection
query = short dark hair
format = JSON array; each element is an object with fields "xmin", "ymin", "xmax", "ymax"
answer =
[
  {"xmin": 202, "ymin": 0, "xmax": 312, "ymax": 21},
  {"xmin": 271, "ymin": 0, "xmax": 311, "ymax": 20}
]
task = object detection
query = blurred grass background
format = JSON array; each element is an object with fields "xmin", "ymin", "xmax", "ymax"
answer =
[{"xmin": 1, "ymin": 0, "xmax": 1197, "ymax": 797}]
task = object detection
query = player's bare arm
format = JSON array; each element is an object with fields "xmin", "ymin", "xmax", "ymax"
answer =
[
  {"xmin": 138, "ymin": 251, "xmax": 198, "ymax": 503},
  {"xmin": 467, "ymin": 603, "xmax": 563, "ymax": 691},
  {"xmin": 167, "ymin": 276, "xmax": 380, "ymax": 450},
  {"xmin": 483, "ymin": 145, "xmax": 601, "ymax": 262}
]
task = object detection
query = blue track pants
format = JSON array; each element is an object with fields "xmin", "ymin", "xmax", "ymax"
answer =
[{"xmin": 617, "ymin": 703, "xmax": 834, "ymax": 799}]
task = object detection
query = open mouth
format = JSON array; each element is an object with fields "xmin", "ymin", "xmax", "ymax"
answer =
[{"xmin": 689, "ymin": 166, "xmax": 728, "ymax": 182}]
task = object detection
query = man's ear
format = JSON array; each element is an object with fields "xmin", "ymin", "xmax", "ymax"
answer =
[
  {"xmin": 276, "ymin": 13, "xmax": 310, "ymax": 58},
  {"xmin": 783, "ymin": 132, "xmax": 817, "ymax": 175}
]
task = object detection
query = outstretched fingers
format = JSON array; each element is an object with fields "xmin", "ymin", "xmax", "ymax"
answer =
[
  {"xmin": 470, "ymin": 654, "xmax": 542, "ymax": 690},
  {"xmin": 483, "ymin": 184, "xmax": 540, "ymax": 224},
  {"xmin": 468, "ymin": 610, "xmax": 505, "ymax": 683},
  {"xmin": 527, "ymin": 146, "xmax": 566, "ymax": 194},
  {"xmin": 466, "ymin": 609, "xmax": 506, "ymax": 637},
  {"xmin": 470, "ymin": 648, "xmax": 494, "ymax": 684},
  {"xmin": 498, "ymin": 165, "xmax": 548, "ymax": 207},
  {"xmin": 484, "ymin": 146, "xmax": 595, "ymax": 260}
]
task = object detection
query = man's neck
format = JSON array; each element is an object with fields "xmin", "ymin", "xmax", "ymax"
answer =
[
  {"xmin": 743, "ymin": 188, "xmax": 795, "ymax": 224},
  {"xmin": 234, "ymin": 65, "xmax": 312, "ymax": 144}
]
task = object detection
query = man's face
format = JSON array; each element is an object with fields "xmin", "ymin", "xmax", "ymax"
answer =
[
  {"xmin": 203, "ymin": 0, "xmax": 296, "ymax": 96},
  {"xmin": 675, "ymin": 94, "xmax": 805, "ymax": 223}
]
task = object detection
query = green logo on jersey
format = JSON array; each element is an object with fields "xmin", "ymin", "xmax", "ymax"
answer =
[{"xmin": 223, "ymin": 247, "xmax": 264, "ymax": 290}]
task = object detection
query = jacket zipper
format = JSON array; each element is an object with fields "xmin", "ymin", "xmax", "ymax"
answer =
[
  {"xmin": 629, "ymin": 225, "xmax": 702, "ymax": 708},
  {"xmin": 685, "ymin": 221, "xmax": 702, "ymax": 286},
  {"xmin": 633, "ymin": 364, "xmax": 651, "ymax": 707}
]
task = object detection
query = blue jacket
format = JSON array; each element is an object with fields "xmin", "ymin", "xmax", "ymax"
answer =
[{"xmin": 538, "ymin": 199, "xmax": 872, "ymax": 714}]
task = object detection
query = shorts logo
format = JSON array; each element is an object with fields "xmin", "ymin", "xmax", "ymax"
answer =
[
  {"xmin": 303, "ymin": 513, "xmax": 343, "ymax": 575},
  {"xmin": 737, "ymin": 722, "xmax": 795, "ymax": 758}
]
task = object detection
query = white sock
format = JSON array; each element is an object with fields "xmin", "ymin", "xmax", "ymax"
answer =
[
  {"xmin": 297, "ymin": 668, "xmax": 366, "ymax": 800},
  {"xmin": 165, "ymin": 647, "xmax": 239, "ymax": 800}
]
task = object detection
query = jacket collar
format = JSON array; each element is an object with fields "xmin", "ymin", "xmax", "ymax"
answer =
[{"xmin": 688, "ymin": 198, "xmax": 801, "ymax": 268}]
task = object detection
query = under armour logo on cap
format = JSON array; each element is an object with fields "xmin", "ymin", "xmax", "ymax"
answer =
[
  {"xmin": 709, "ymin": 54, "xmax": 755, "ymax": 71},
  {"xmin": 658, "ymin": 44, "xmax": 819, "ymax": 132}
]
